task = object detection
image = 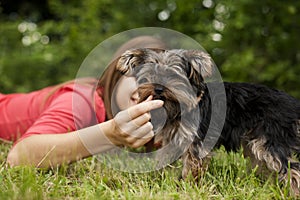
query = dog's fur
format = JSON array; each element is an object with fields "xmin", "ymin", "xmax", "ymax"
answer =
[{"xmin": 116, "ymin": 48, "xmax": 300, "ymax": 195}]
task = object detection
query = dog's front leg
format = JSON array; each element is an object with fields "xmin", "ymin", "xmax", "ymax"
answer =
[{"xmin": 181, "ymin": 143, "xmax": 211, "ymax": 180}]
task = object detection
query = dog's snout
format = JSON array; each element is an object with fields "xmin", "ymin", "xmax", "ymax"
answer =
[{"xmin": 154, "ymin": 86, "xmax": 164, "ymax": 94}]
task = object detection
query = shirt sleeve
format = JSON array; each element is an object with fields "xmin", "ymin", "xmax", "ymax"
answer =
[{"xmin": 16, "ymin": 90, "xmax": 94, "ymax": 142}]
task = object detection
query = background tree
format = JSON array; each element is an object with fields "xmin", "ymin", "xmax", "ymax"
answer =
[{"xmin": 0, "ymin": 0, "xmax": 299, "ymax": 98}]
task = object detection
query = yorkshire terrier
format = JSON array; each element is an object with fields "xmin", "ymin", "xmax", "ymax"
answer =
[{"xmin": 116, "ymin": 48, "xmax": 300, "ymax": 195}]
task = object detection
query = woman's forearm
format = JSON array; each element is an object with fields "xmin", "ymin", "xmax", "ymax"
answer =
[
  {"xmin": 6, "ymin": 99, "xmax": 163, "ymax": 168},
  {"xmin": 6, "ymin": 120, "xmax": 116, "ymax": 168}
]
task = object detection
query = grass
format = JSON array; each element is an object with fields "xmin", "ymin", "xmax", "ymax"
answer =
[{"xmin": 0, "ymin": 143, "xmax": 297, "ymax": 200}]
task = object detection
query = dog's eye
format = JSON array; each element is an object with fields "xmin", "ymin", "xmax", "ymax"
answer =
[{"xmin": 139, "ymin": 78, "xmax": 148, "ymax": 84}]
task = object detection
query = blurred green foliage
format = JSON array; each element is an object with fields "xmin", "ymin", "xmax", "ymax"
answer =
[{"xmin": 0, "ymin": 0, "xmax": 299, "ymax": 98}]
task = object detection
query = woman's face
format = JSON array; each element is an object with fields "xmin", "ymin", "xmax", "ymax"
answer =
[{"xmin": 115, "ymin": 76, "xmax": 139, "ymax": 110}]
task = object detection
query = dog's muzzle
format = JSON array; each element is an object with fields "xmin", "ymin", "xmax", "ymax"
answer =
[{"xmin": 137, "ymin": 83, "xmax": 168, "ymax": 133}]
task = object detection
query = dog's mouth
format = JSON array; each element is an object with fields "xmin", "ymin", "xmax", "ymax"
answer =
[
  {"xmin": 138, "ymin": 84, "xmax": 185, "ymax": 151},
  {"xmin": 137, "ymin": 84, "xmax": 181, "ymax": 132},
  {"xmin": 138, "ymin": 84, "xmax": 180, "ymax": 109}
]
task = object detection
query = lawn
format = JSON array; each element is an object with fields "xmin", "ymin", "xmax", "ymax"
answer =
[{"xmin": 0, "ymin": 143, "xmax": 295, "ymax": 200}]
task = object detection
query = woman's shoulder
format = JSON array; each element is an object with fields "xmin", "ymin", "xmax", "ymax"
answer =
[{"xmin": 58, "ymin": 78, "xmax": 106, "ymax": 123}]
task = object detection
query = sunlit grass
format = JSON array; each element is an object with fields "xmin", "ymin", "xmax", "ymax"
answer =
[{"xmin": 0, "ymin": 143, "xmax": 296, "ymax": 199}]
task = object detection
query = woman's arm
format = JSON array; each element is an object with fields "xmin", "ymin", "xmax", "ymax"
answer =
[
  {"xmin": 6, "ymin": 121, "xmax": 114, "ymax": 168},
  {"xmin": 6, "ymin": 99, "xmax": 163, "ymax": 168}
]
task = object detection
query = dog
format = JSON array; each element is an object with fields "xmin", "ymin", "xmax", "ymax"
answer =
[{"xmin": 116, "ymin": 48, "xmax": 300, "ymax": 195}]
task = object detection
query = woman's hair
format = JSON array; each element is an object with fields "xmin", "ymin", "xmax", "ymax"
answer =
[{"xmin": 97, "ymin": 36, "xmax": 167, "ymax": 119}]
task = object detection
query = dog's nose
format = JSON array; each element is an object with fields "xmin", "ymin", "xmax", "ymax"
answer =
[{"xmin": 154, "ymin": 86, "xmax": 164, "ymax": 95}]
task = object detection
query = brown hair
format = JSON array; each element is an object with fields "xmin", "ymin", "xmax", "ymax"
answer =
[{"xmin": 97, "ymin": 36, "xmax": 167, "ymax": 119}]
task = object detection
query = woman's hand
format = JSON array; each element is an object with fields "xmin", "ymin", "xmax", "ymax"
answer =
[{"xmin": 107, "ymin": 96, "xmax": 164, "ymax": 148}]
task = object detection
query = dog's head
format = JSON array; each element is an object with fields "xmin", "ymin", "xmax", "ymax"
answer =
[{"xmin": 116, "ymin": 48, "xmax": 214, "ymax": 145}]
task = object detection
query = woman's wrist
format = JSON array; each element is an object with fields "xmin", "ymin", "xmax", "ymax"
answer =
[
  {"xmin": 77, "ymin": 121, "xmax": 117, "ymax": 155},
  {"xmin": 102, "ymin": 119, "xmax": 125, "ymax": 147}
]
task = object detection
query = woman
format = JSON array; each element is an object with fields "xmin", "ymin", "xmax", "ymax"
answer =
[{"xmin": 0, "ymin": 36, "xmax": 166, "ymax": 168}]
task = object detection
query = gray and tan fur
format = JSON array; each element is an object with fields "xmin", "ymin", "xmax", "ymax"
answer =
[{"xmin": 116, "ymin": 48, "xmax": 300, "ymax": 196}]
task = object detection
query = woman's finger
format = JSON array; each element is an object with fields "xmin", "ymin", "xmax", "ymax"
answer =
[
  {"xmin": 130, "ymin": 112, "xmax": 151, "ymax": 127},
  {"xmin": 127, "ymin": 123, "xmax": 154, "ymax": 148},
  {"xmin": 129, "ymin": 133, "xmax": 154, "ymax": 148},
  {"xmin": 127, "ymin": 99, "xmax": 163, "ymax": 120},
  {"xmin": 130, "ymin": 121, "xmax": 154, "ymax": 139},
  {"xmin": 114, "ymin": 96, "xmax": 162, "ymax": 124}
]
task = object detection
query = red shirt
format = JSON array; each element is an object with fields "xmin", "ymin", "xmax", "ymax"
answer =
[{"xmin": 0, "ymin": 82, "xmax": 106, "ymax": 143}]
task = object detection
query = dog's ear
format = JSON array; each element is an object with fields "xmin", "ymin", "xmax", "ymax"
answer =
[
  {"xmin": 116, "ymin": 48, "xmax": 148, "ymax": 75},
  {"xmin": 184, "ymin": 50, "xmax": 214, "ymax": 79}
]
